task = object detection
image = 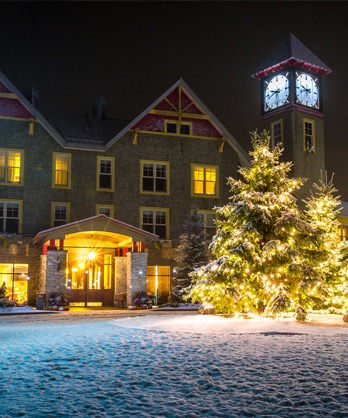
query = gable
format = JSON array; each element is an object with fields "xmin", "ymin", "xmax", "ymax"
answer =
[
  {"xmin": 0, "ymin": 81, "xmax": 34, "ymax": 120},
  {"xmin": 133, "ymin": 85, "xmax": 221, "ymax": 138}
]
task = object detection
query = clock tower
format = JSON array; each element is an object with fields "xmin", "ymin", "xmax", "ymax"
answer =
[{"xmin": 252, "ymin": 33, "xmax": 331, "ymax": 201}]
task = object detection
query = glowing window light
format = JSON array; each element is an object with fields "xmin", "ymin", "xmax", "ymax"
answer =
[
  {"xmin": 78, "ymin": 264, "xmax": 84, "ymax": 269},
  {"xmin": 88, "ymin": 251, "xmax": 96, "ymax": 260}
]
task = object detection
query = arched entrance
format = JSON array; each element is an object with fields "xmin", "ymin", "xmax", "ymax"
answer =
[{"xmin": 32, "ymin": 215, "xmax": 158, "ymax": 307}]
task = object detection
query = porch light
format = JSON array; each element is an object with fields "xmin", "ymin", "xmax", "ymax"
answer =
[
  {"xmin": 88, "ymin": 251, "xmax": 96, "ymax": 260},
  {"xmin": 139, "ymin": 270, "xmax": 143, "ymax": 275}
]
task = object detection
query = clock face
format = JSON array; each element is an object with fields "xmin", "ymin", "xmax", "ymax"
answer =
[
  {"xmin": 264, "ymin": 74, "xmax": 289, "ymax": 111},
  {"xmin": 296, "ymin": 72, "xmax": 319, "ymax": 108}
]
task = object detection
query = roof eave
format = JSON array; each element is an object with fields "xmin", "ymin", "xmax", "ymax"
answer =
[
  {"xmin": 105, "ymin": 78, "xmax": 250, "ymax": 167},
  {"xmin": 0, "ymin": 70, "xmax": 68, "ymax": 148},
  {"xmin": 252, "ymin": 58, "xmax": 332, "ymax": 80}
]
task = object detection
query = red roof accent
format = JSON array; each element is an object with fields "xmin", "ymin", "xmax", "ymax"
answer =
[{"xmin": 253, "ymin": 58, "xmax": 331, "ymax": 80}]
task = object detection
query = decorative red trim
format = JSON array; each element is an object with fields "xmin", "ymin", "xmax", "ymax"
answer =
[
  {"xmin": 253, "ymin": 58, "xmax": 331, "ymax": 80},
  {"xmin": 261, "ymin": 105, "xmax": 323, "ymax": 120},
  {"xmin": 59, "ymin": 239, "xmax": 64, "ymax": 250},
  {"xmin": 43, "ymin": 245, "xmax": 47, "ymax": 255},
  {"xmin": 49, "ymin": 239, "xmax": 55, "ymax": 250}
]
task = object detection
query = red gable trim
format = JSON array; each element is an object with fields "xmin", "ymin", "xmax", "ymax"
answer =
[{"xmin": 252, "ymin": 58, "xmax": 331, "ymax": 80}]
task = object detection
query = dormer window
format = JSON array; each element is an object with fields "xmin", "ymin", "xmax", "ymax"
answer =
[{"xmin": 165, "ymin": 120, "xmax": 192, "ymax": 135}]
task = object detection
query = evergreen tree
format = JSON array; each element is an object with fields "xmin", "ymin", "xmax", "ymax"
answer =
[
  {"xmin": 304, "ymin": 172, "xmax": 348, "ymax": 310},
  {"xmin": 188, "ymin": 130, "xmax": 321, "ymax": 321},
  {"xmin": 172, "ymin": 211, "xmax": 210, "ymax": 301}
]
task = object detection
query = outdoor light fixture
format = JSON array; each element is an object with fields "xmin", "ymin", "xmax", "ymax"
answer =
[
  {"xmin": 88, "ymin": 251, "xmax": 96, "ymax": 260},
  {"xmin": 139, "ymin": 270, "xmax": 143, "ymax": 275}
]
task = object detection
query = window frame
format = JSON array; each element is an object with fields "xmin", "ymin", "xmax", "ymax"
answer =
[
  {"xmin": 96, "ymin": 204, "xmax": 114, "ymax": 218},
  {"xmin": 337, "ymin": 224, "xmax": 348, "ymax": 242},
  {"xmin": 0, "ymin": 199, "xmax": 23, "ymax": 234},
  {"xmin": 140, "ymin": 160, "xmax": 170, "ymax": 195},
  {"xmin": 191, "ymin": 164, "xmax": 219, "ymax": 198},
  {"xmin": 0, "ymin": 149, "xmax": 24, "ymax": 186},
  {"xmin": 164, "ymin": 120, "xmax": 192, "ymax": 136},
  {"xmin": 96, "ymin": 156, "xmax": 115, "ymax": 192},
  {"xmin": 139, "ymin": 207, "xmax": 170, "ymax": 240},
  {"xmin": 51, "ymin": 202, "xmax": 70, "ymax": 228},
  {"xmin": 270, "ymin": 119, "xmax": 283, "ymax": 149},
  {"xmin": 303, "ymin": 118, "xmax": 315, "ymax": 152},
  {"xmin": 52, "ymin": 152, "xmax": 71, "ymax": 189},
  {"xmin": 196, "ymin": 210, "xmax": 217, "ymax": 236}
]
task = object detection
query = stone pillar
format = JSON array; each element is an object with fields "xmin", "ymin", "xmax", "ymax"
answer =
[
  {"xmin": 45, "ymin": 250, "xmax": 68, "ymax": 305},
  {"xmin": 114, "ymin": 256, "xmax": 127, "ymax": 307},
  {"xmin": 126, "ymin": 252, "xmax": 148, "ymax": 306},
  {"xmin": 39, "ymin": 255, "xmax": 47, "ymax": 293}
]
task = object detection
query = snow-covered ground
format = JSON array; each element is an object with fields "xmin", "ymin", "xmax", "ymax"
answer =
[{"xmin": 1, "ymin": 315, "xmax": 348, "ymax": 417}]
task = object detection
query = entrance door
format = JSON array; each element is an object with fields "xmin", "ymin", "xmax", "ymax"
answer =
[{"xmin": 67, "ymin": 252, "xmax": 114, "ymax": 307}]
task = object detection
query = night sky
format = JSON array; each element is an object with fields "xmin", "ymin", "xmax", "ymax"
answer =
[{"xmin": 1, "ymin": 2, "xmax": 348, "ymax": 198}]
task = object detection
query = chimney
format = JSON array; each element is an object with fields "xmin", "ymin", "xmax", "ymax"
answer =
[
  {"xmin": 92, "ymin": 95, "xmax": 107, "ymax": 119},
  {"xmin": 31, "ymin": 87, "xmax": 39, "ymax": 109}
]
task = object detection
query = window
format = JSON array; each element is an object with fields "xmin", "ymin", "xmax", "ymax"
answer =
[
  {"xmin": 0, "ymin": 264, "xmax": 29, "ymax": 303},
  {"xmin": 271, "ymin": 120, "xmax": 283, "ymax": 148},
  {"xmin": 147, "ymin": 266, "xmax": 170, "ymax": 304},
  {"xmin": 140, "ymin": 207, "xmax": 169, "ymax": 239},
  {"xmin": 303, "ymin": 119, "xmax": 315, "ymax": 152},
  {"xmin": 337, "ymin": 224, "xmax": 348, "ymax": 242},
  {"xmin": 52, "ymin": 153, "xmax": 71, "ymax": 188},
  {"xmin": 141, "ymin": 160, "xmax": 169, "ymax": 194},
  {"xmin": 165, "ymin": 120, "xmax": 192, "ymax": 135},
  {"xmin": 197, "ymin": 211, "xmax": 216, "ymax": 238},
  {"xmin": 52, "ymin": 202, "xmax": 70, "ymax": 227},
  {"xmin": 97, "ymin": 156, "xmax": 114, "ymax": 191},
  {"xmin": 192, "ymin": 164, "xmax": 218, "ymax": 197},
  {"xmin": 0, "ymin": 200, "xmax": 22, "ymax": 234},
  {"xmin": 96, "ymin": 205, "xmax": 114, "ymax": 218},
  {"xmin": 104, "ymin": 254, "xmax": 112, "ymax": 290},
  {"xmin": 0, "ymin": 149, "xmax": 23, "ymax": 185}
]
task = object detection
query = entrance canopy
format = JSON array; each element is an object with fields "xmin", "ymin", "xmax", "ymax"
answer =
[{"xmin": 32, "ymin": 214, "xmax": 158, "ymax": 248}]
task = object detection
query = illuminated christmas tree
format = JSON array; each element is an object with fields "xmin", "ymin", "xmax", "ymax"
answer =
[
  {"xmin": 304, "ymin": 173, "xmax": 348, "ymax": 310},
  {"xmin": 188, "ymin": 130, "xmax": 321, "ymax": 321}
]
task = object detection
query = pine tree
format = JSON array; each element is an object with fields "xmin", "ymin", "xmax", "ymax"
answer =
[
  {"xmin": 172, "ymin": 211, "xmax": 210, "ymax": 301},
  {"xmin": 188, "ymin": 130, "xmax": 321, "ymax": 321},
  {"xmin": 304, "ymin": 172, "xmax": 348, "ymax": 310}
]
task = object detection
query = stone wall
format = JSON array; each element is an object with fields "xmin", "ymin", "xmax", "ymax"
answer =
[
  {"xmin": 114, "ymin": 256, "xmax": 127, "ymax": 307},
  {"xmin": 126, "ymin": 252, "xmax": 148, "ymax": 306},
  {"xmin": 40, "ymin": 255, "xmax": 47, "ymax": 293},
  {"xmin": 45, "ymin": 250, "xmax": 67, "ymax": 305}
]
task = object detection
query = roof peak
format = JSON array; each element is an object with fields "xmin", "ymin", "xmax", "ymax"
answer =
[{"xmin": 252, "ymin": 33, "xmax": 331, "ymax": 79}]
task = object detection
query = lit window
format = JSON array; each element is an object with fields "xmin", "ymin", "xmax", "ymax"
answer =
[
  {"xmin": 52, "ymin": 203, "xmax": 69, "ymax": 227},
  {"xmin": 0, "ymin": 201, "xmax": 21, "ymax": 234},
  {"xmin": 141, "ymin": 208, "xmax": 168, "ymax": 239},
  {"xmin": 104, "ymin": 254, "xmax": 112, "ymax": 290},
  {"xmin": 303, "ymin": 119, "xmax": 315, "ymax": 152},
  {"xmin": 147, "ymin": 266, "xmax": 170, "ymax": 304},
  {"xmin": 0, "ymin": 150, "xmax": 22, "ymax": 185},
  {"xmin": 53, "ymin": 153, "xmax": 71, "ymax": 188},
  {"xmin": 141, "ymin": 161, "xmax": 169, "ymax": 194},
  {"xmin": 0, "ymin": 263, "xmax": 28, "ymax": 303},
  {"xmin": 337, "ymin": 224, "xmax": 348, "ymax": 242},
  {"xmin": 271, "ymin": 120, "xmax": 283, "ymax": 148},
  {"xmin": 96, "ymin": 205, "xmax": 113, "ymax": 217},
  {"xmin": 165, "ymin": 120, "xmax": 192, "ymax": 135},
  {"xmin": 97, "ymin": 157, "xmax": 114, "ymax": 191},
  {"xmin": 192, "ymin": 165, "xmax": 218, "ymax": 197},
  {"xmin": 197, "ymin": 211, "xmax": 216, "ymax": 238}
]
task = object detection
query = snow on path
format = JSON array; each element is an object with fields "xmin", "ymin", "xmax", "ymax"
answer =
[{"xmin": 1, "ymin": 315, "xmax": 348, "ymax": 417}]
